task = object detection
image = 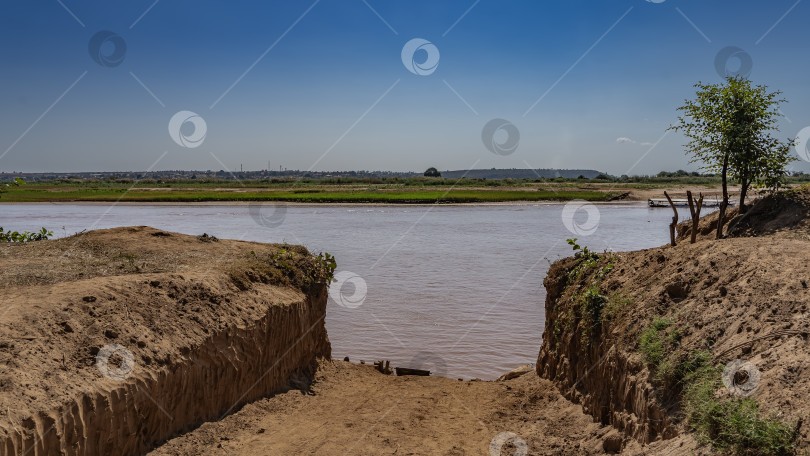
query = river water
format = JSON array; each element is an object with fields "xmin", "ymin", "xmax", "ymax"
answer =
[{"xmin": 0, "ymin": 202, "xmax": 706, "ymax": 379}]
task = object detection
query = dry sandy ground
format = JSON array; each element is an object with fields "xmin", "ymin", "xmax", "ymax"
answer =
[
  {"xmin": 0, "ymin": 227, "xmax": 332, "ymax": 455},
  {"xmin": 149, "ymin": 361, "xmax": 695, "ymax": 456}
]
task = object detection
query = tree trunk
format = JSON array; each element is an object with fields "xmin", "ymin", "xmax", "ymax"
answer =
[
  {"xmin": 716, "ymin": 154, "xmax": 729, "ymax": 240},
  {"xmin": 739, "ymin": 179, "xmax": 749, "ymax": 214}
]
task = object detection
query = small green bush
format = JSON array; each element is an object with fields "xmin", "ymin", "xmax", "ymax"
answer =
[
  {"xmin": 0, "ymin": 227, "xmax": 53, "ymax": 243},
  {"xmin": 650, "ymin": 317, "xmax": 674, "ymax": 332},
  {"xmin": 655, "ymin": 349, "xmax": 712, "ymax": 394},
  {"xmin": 580, "ymin": 286, "xmax": 607, "ymax": 324},
  {"xmin": 578, "ymin": 286, "xmax": 607, "ymax": 345},
  {"xmin": 638, "ymin": 316, "xmax": 797, "ymax": 454},
  {"xmin": 639, "ymin": 318, "xmax": 674, "ymax": 367},
  {"xmin": 564, "ymin": 239, "xmax": 621, "ymax": 348},
  {"xmin": 684, "ymin": 368, "xmax": 797, "ymax": 455}
]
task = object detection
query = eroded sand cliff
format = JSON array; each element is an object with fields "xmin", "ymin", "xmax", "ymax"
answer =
[{"xmin": 0, "ymin": 227, "xmax": 331, "ymax": 455}]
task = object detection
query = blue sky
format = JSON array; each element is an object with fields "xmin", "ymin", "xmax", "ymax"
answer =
[{"xmin": 1, "ymin": 0, "xmax": 808, "ymax": 174}]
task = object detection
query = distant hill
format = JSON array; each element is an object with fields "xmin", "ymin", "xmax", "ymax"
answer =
[{"xmin": 441, "ymin": 169, "xmax": 603, "ymax": 179}]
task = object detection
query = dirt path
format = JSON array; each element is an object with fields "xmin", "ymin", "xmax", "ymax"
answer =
[{"xmin": 149, "ymin": 361, "xmax": 693, "ymax": 455}]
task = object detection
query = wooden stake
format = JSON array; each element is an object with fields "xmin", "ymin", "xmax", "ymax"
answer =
[
  {"xmin": 686, "ymin": 191, "xmax": 704, "ymax": 244},
  {"xmin": 664, "ymin": 191, "xmax": 678, "ymax": 246}
]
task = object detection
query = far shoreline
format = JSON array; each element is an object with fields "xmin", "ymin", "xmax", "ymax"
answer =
[
  {"xmin": 0, "ymin": 200, "xmax": 650, "ymax": 207},
  {"xmin": 0, "ymin": 182, "xmax": 754, "ymax": 206}
]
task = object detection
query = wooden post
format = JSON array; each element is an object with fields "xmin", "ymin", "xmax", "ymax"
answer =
[
  {"xmin": 686, "ymin": 191, "xmax": 704, "ymax": 244},
  {"xmin": 664, "ymin": 191, "xmax": 678, "ymax": 246}
]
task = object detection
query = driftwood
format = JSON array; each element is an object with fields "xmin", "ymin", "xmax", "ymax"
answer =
[
  {"xmin": 686, "ymin": 191, "xmax": 704, "ymax": 244},
  {"xmin": 664, "ymin": 191, "xmax": 678, "ymax": 246}
]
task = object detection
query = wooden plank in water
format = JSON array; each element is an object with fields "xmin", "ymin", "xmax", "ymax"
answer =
[{"xmin": 394, "ymin": 367, "xmax": 431, "ymax": 376}]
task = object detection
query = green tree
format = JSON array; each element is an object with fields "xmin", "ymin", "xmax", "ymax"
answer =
[
  {"xmin": 423, "ymin": 167, "xmax": 441, "ymax": 178},
  {"xmin": 669, "ymin": 76, "xmax": 795, "ymax": 237}
]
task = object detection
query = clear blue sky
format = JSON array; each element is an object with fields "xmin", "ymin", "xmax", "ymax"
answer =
[{"xmin": 1, "ymin": 0, "xmax": 808, "ymax": 175}]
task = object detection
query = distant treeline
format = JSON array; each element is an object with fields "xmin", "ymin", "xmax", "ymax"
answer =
[{"xmin": 4, "ymin": 169, "xmax": 810, "ymax": 186}]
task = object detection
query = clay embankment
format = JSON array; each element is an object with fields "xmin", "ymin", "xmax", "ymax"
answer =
[
  {"xmin": 0, "ymin": 227, "xmax": 331, "ymax": 455},
  {"xmin": 538, "ymin": 189, "xmax": 810, "ymax": 452}
]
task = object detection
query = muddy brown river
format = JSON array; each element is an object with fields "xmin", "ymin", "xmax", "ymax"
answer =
[{"xmin": 1, "ymin": 202, "xmax": 706, "ymax": 379}]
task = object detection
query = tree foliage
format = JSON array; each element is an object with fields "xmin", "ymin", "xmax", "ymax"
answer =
[
  {"xmin": 423, "ymin": 167, "xmax": 441, "ymax": 178},
  {"xmin": 669, "ymin": 77, "xmax": 795, "ymax": 216}
]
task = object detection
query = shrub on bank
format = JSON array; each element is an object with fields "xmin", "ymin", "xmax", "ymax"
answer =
[{"xmin": 638, "ymin": 317, "xmax": 798, "ymax": 455}]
